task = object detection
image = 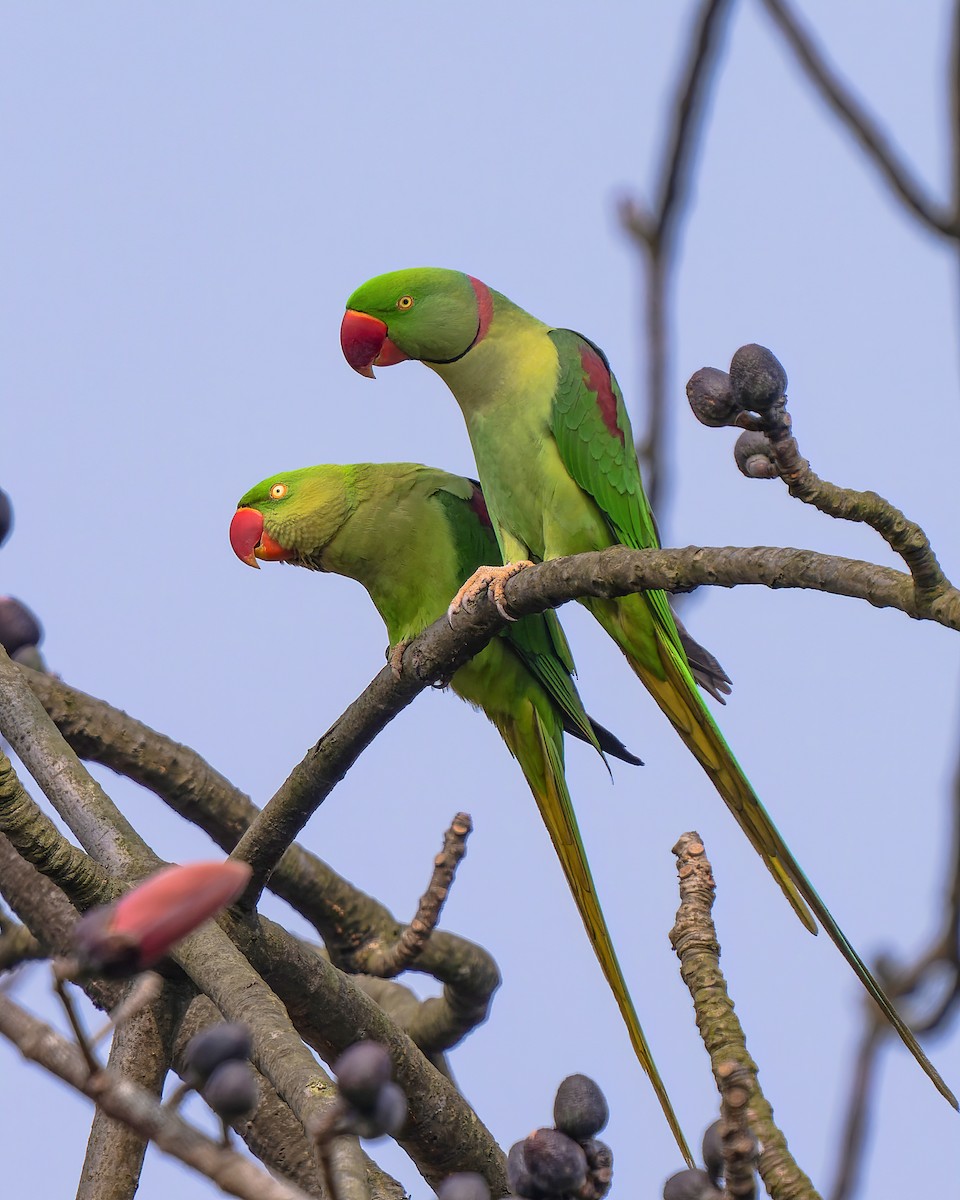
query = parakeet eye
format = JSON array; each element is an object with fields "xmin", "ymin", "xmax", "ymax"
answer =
[
  {"xmin": 269, "ymin": 484, "xmax": 287, "ymax": 500},
  {"xmin": 396, "ymin": 295, "xmax": 415, "ymax": 311}
]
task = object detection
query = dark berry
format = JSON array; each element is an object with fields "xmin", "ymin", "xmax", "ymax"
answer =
[
  {"xmin": 436, "ymin": 1172, "xmax": 490, "ymax": 1200},
  {"xmin": 185, "ymin": 1023, "xmax": 253, "ymax": 1083},
  {"xmin": 579, "ymin": 1138, "xmax": 614, "ymax": 1200},
  {"xmin": 334, "ymin": 1041, "xmax": 392, "ymax": 1112},
  {"xmin": 734, "ymin": 430, "xmax": 779, "ymax": 479},
  {"xmin": 662, "ymin": 1167, "xmax": 719, "ymax": 1200},
  {"xmin": 729, "ymin": 344, "xmax": 787, "ymax": 412},
  {"xmin": 507, "ymin": 1140, "xmax": 538, "ymax": 1198},
  {"xmin": 553, "ymin": 1074, "xmax": 608, "ymax": 1140},
  {"xmin": 204, "ymin": 1059, "xmax": 258, "ymax": 1122},
  {"xmin": 686, "ymin": 367, "xmax": 741, "ymax": 427},
  {"xmin": 701, "ymin": 1120, "xmax": 724, "ymax": 1185},
  {"xmin": 0, "ymin": 489, "xmax": 11, "ymax": 547},
  {"xmin": 0, "ymin": 596, "xmax": 42, "ymax": 656},
  {"xmin": 519, "ymin": 1128, "xmax": 587, "ymax": 1197},
  {"xmin": 347, "ymin": 1080, "xmax": 407, "ymax": 1139}
]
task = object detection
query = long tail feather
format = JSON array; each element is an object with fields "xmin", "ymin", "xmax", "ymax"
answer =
[
  {"xmin": 588, "ymin": 594, "xmax": 958, "ymax": 1108},
  {"xmin": 501, "ymin": 707, "xmax": 695, "ymax": 1163}
]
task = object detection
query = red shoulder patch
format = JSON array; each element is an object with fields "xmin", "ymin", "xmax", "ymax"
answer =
[
  {"xmin": 468, "ymin": 482, "xmax": 492, "ymax": 527},
  {"xmin": 579, "ymin": 342, "xmax": 624, "ymax": 444}
]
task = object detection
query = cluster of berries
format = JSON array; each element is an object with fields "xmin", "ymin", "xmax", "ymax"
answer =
[
  {"xmin": 0, "ymin": 486, "xmax": 44, "ymax": 665},
  {"xmin": 686, "ymin": 344, "xmax": 788, "ymax": 480},
  {"xmin": 506, "ymin": 1074, "xmax": 612, "ymax": 1200},
  {"xmin": 183, "ymin": 1022, "xmax": 258, "ymax": 1127},
  {"xmin": 330, "ymin": 1041, "xmax": 408, "ymax": 1139}
]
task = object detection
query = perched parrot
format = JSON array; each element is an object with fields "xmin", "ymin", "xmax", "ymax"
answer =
[
  {"xmin": 339, "ymin": 267, "xmax": 956, "ymax": 1109},
  {"xmin": 229, "ymin": 461, "xmax": 698, "ymax": 1159}
]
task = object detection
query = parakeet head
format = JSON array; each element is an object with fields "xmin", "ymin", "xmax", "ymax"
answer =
[
  {"xmin": 341, "ymin": 268, "xmax": 492, "ymax": 376},
  {"xmin": 230, "ymin": 465, "xmax": 352, "ymax": 569}
]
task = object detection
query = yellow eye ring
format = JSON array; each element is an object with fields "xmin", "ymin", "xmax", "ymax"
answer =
[
  {"xmin": 269, "ymin": 483, "xmax": 287, "ymax": 500},
  {"xmin": 396, "ymin": 295, "xmax": 415, "ymax": 311}
]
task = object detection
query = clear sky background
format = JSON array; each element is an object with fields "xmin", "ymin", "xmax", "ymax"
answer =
[{"xmin": 2, "ymin": 3, "xmax": 958, "ymax": 1197}]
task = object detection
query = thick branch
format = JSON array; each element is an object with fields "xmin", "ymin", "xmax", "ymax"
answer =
[
  {"xmin": 670, "ymin": 832, "xmax": 818, "ymax": 1200},
  {"xmin": 0, "ymin": 647, "xmax": 148, "ymax": 875}
]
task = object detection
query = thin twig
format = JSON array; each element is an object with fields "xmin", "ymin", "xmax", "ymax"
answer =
[
  {"xmin": 362, "ymin": 813, "xmax": 473, "ymax": 977},
  {"xmin": 670, "ymin": 831, "xmax": 820, "ymax": 1200},
  {"xmin": 743, "ymin": 397, "xmax": 951, "ymax": 604},
  {"xmin": 758, "ymin": 0, "xmax": 958, "ymax": 238}
]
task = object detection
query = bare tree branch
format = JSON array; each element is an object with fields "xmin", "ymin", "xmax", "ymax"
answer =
[
  {"xmin": 758, "ymin": 0, "xmax": 958, "ymax": 238},
  {"xmin": 0, "ymin": 992, "xmax": 319, "ymax": 1200},
  {"xmin": 21, "ymin": 668, "xmax": 502, "ymax": 1053},
  {"xmin": 620, "ymin": 0, "xmax": 736, "ymax": 514},
  {"xmin": 361, "ymin": 812, "xmax": 473, "ymax": 977}
]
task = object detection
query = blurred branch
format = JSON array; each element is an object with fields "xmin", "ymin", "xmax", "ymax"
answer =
[
  {"xmin": 620, "ymin": 0, "xmax": 736, "ymax": 515},
  {"xmin": 0, "ymin": 991, "xmax": 318, "ymax": 1200},
  {"xmin": 827, "ymin": 709, "xmax": 960, "ymax": 1200},
  {"xmin": 670, "ymin": 832, "xmax": 819, "ymax": 1200},
  {"xmin": 758, "ymin": 0, "xmax": 959, "ymax": 238}
]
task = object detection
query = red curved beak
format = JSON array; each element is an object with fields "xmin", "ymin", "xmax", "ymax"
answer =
[
  {"xmin": 230, "ymin": 508, "xmax": 294, "ymax": 568},
  {"xmin": 340, "ymin": 309, "xmax": 409, "ymax": 377}
]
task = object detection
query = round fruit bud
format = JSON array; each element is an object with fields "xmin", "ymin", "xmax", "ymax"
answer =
[
  {"xmin": 204, "ymin": 1059, "xmax": 258, "ymax": 1122},
  {"xmin": 0, "ymin": 489, "xmax": 12, "ymax": 547},
  {"xmin": 523, "ymin": 1128, "xmax": 587, "ymax": 1197},
  {"xmin": 701, "ymin": 1120, "xmax": 723, "ymax": 1185},
  {"xmin": 729, "ymin": 344, "xmax": 787, "ymax": 412},
  {"xmin": 0, "ymin": 596, "xmax": 42, "ymax": 656},
  {"xmin": 348, "ymin": 1080, "xmax": 407, "ymax": 1139},
  {"xmin": 734, "ymin": 431, "xmax": 779, "ymax": 479},
  {"xmin": 436, "ymin": 1172, "xmax": 490, "ymax": 1200},
  {"xmin": 686, "ymin": 367, "xmax": 740, "ymax": 428},
  {"xmin": 185, "ymin": 1023, "xmax": 253, "ymax": 1084},
  {"xmin": 662, "ymin": 1166, "xmax": 719, "ymax": 1200},
  {"xmin": 579, "ymin": 1138, "xmax": 614, "ymax": 1200},
  {"xmin": 507, "ymin": 1141, "xmax": 537, "ymax": 1199},
  {"xmin": 553, "ymin": 1074, "xmax": 609, "ymax": 1140},
  {"xmin": 334, "ymin": 1041, "xmax": 392, "ymax": 1113}
]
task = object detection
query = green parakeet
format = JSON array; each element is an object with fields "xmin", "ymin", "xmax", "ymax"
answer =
[
  {"xmin": 339, "ymin": 268, "xmax": 955, "ymax": 1109},
  {"xmin": 229, "ymin": 461, "xmax": 697, "ymax": 1160}
]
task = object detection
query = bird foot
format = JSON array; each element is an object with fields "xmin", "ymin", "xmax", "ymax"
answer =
[
  {"xmin": 447, "ymin": 561, "xmax": 534, "ymax": 624},
  {"xmin": 387, "ymin": 638, "xmax": 413, "ymax": 680}
]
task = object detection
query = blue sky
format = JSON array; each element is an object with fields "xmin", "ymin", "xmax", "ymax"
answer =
[{"xmin": 2, "ymin": 3, "xmax": 958, "ymax": 1196}]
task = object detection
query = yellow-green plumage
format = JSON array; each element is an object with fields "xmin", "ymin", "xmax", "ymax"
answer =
[
  {"xmin": 341, "ymin": 267, "xmax": 957, "ymax": 1115},
  {"xmin": 233, "ymin": 461, "xmax": 693, "ymax": 1161}
]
